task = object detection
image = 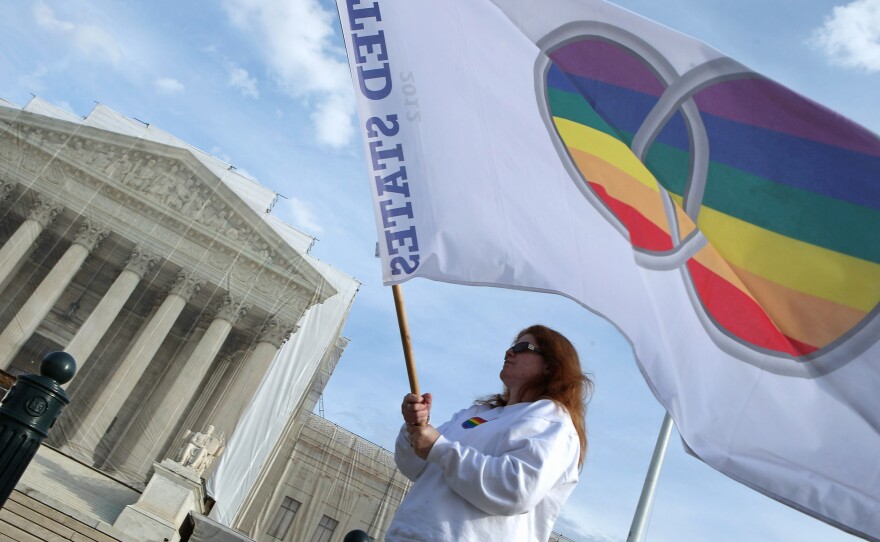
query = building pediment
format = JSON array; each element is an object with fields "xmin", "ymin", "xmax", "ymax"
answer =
[{"xmin": 0, "ymin": 104, "xmax": 334, "ymax": 320}]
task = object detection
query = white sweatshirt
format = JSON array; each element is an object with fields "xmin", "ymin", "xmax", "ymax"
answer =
[{"xmin": 385, "ymin": 399, "xmax": 580, "ymax": 542}]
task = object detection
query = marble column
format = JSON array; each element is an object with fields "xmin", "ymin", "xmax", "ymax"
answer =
[
  {"xmin": 98, "ymin": 317, "xmax": 213, "ymax": 476},
  {"xmin": 208, "ymin": 318, "xmax": 297, "ymax": 439},
  {"xmin": 70, "ymin": 270, "xmax": 205, "ymax": 459},
  {"xmin": 0, "ymin": 196, "xmax": 61, "ymax": 294},
  {"xmin": 64, "ymin": 246, "xmax": 159, "ymax": 376},
  {"xmin": 0, "ymin": 218, "xmax": 107, "ymax": 369},
  {"xmin": 170, "ymin": 343, "xmax": 240, "ymax": 449},
  {"xmin": 119, "ymin": 294, "xmax": 249, "ymax": 476}
]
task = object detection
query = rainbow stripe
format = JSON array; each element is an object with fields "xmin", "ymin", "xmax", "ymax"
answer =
[
  {"xmin": 462, "ymin": 417, "xmax": 488, "ymax": 429},
  {"xmin": 546, "ymin": 39, "xmax": 880, "ymax": 357}
]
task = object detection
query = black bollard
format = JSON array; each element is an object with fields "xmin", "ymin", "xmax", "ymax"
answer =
[
  {"xmin": 344, "ymin": 529, "xmax": 373, "ymax": 542},
  {"xmin": 0, "ymin": 352, "xmax": 76, "ymax": 508}
]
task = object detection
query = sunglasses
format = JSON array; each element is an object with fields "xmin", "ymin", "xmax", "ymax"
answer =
[{"xmin": 509, "ymin": 341, "xmax": 542, "ymax": 355}]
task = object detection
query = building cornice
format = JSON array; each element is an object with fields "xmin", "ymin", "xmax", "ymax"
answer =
[{"xmin": 0, "ymin": 109, "xmax": 334, "ymax": 320}]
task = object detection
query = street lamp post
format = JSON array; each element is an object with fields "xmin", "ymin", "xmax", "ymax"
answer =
[{"xmin": 0, "ymin": 351, "xmax": 76, "ymax": 508}]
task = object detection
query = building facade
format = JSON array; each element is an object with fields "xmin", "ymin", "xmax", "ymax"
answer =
[
  {"xmin": 0, "ymin": 98, "xmax": 415, "ymax": 542},
  {"xmin": 0, "ymin": 98, "xmax": 336, "ymax": 492}
]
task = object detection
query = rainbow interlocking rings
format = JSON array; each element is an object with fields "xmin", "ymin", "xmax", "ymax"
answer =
[{"xmin": 536, "ymin": 23, "xmax": 880, "ymax": 376}]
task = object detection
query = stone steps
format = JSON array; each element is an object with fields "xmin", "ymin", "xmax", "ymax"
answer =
[
  {"xmin": 0, "ymin": 490, "xmax": 123, "ymax": 542},
  {"xmin": 16, "ymin": 447, "xmax": 140, "ymax": 529}
]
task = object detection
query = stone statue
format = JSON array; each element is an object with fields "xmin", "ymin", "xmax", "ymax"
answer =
[{"xmin": 176, "ymin": 425, "xmax": 225, "ymax": 475}]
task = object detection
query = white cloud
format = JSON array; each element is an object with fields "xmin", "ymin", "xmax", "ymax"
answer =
[
  {"xmin": 311, "ymin": 91, "xmax": 356, "ymax": 148},
  {"xmin": 228, "ymin": 66, "xmax": 260, "ymax": 98},
  {"xmin": 33, "ymin": 2, "xmax": 74, "ymax": 32},
  {"xmin": 811, "ymin": 0, "xmax": 880, "ymax": 72},
  {"xmin": 17, "ymin": 66, "xmax": 49, "ymax": 93},
  {"xmin": 222, "ymin": 0, "xmax": 355, "ymax": 147},
  {"xmin": 287, "ymin": 196, "xmax": 324, "ymax": 234},
  {"xmin": 154, "ymin": 77, "xmax": 185, "ymax": 95},
  {"xmin": 73, "ymin": 24, "xmax": 123, "ymax": 65},
  {"xmin": 33, "ymin": 2, "xmax": 122, "ymax": 65}
]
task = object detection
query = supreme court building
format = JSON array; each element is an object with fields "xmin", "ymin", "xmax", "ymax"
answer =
[{"xmin": 0, "ymin": 98, "xmax": 410, "ymax": 542}]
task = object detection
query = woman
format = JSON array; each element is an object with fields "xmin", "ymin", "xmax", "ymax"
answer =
[{"xmin": 386, "ymin": 325, "xmax": 593, "ymax": 541}]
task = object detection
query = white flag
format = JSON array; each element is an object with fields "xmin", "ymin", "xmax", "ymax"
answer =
[{"xmin": 338, "ymin": 1, "xmax": 880, "ymax": 539}]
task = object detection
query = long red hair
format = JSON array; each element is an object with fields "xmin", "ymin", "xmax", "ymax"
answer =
[{"xmin": 480, "ymin": 325, "xmax": 593, "ymax": 467}]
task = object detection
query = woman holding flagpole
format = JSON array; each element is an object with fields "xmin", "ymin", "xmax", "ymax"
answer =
[{"xmin": 386, "ymin": 324, "xmax": 593, "ymax": 541}]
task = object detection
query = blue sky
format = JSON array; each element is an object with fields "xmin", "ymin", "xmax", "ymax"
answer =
[{"xmin": 1, "ymin": 1, "xmax": 878, "ymax": 541}]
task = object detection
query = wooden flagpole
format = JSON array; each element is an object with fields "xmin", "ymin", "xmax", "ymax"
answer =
[{"xmin": 391, "ymin": 284, "xmax": 420, "ymax": 396}]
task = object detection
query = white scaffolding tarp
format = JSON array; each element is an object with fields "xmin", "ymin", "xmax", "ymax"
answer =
[
  {"xmin": 207, "ymin": 259, "xmax": 358, "ymax": 525},
  {"xmin": 23, "ymin": 97, "xmax": 83, "ymax": 123},
  {"xmin": 264, "ymin": 214, "xmax": 316, "ymax": 255}
]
